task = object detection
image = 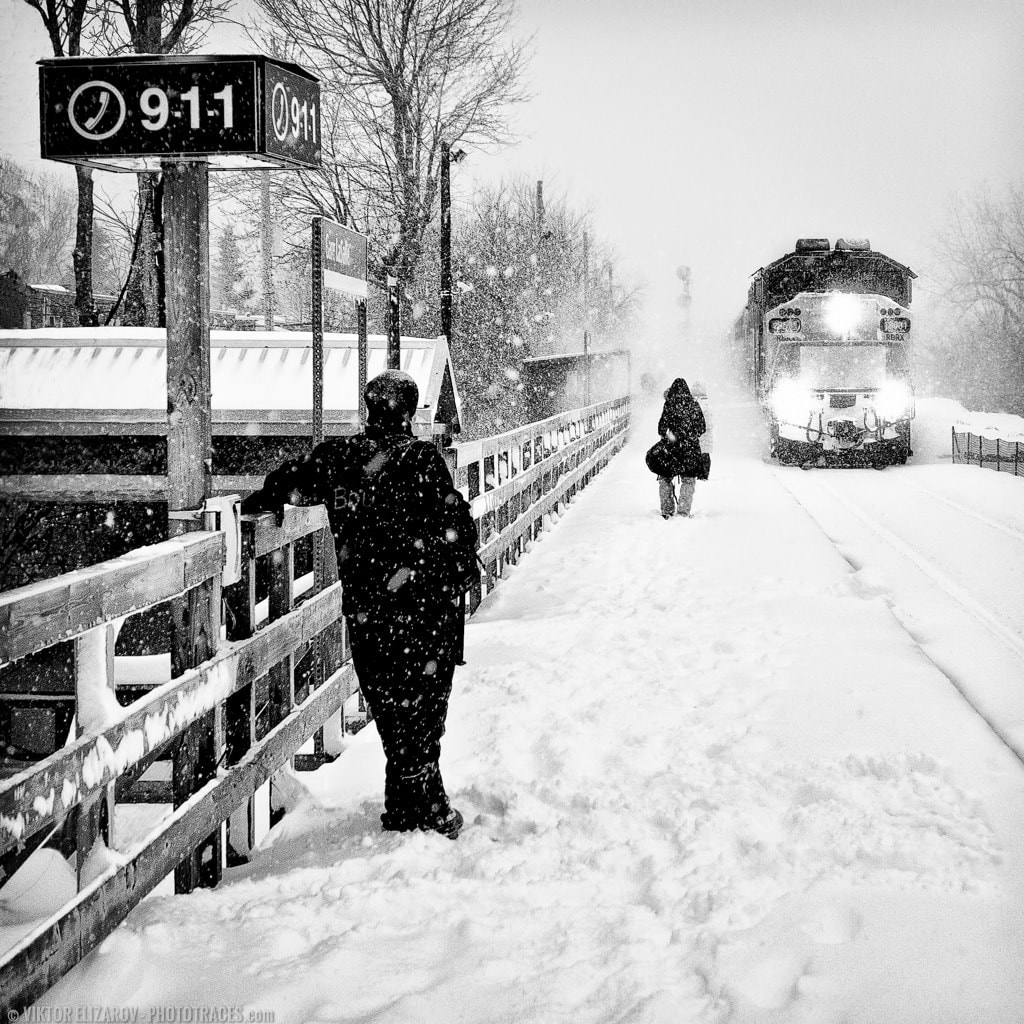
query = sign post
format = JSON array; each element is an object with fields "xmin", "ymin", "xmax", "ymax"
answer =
[
  {"xmin": 163, "ymin": 160, "xmax": 212, "ymax": 536},
  {"xmin": 39, "ymin": 54, "xmax": 320, "ymax": 893},
  {"xmin": 39, "ymin": 52, "xmax": 321, "ymax": 528},
  {"xmin": 310, "ymin": 217, "xmax": 369, "ymax": 441}
]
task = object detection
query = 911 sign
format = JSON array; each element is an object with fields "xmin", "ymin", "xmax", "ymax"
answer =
[{"xmin": 39, "ymin": 54, "xmax": 320, "ymax": 170}]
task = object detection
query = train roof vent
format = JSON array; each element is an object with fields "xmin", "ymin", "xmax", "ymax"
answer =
[
  {"xmin": 794, "ymin": 238, "xmax": 830, "ymax": 253},
  {"xmin": 834, "ymin": 238, "xmax": 871, "ymax": 251}
]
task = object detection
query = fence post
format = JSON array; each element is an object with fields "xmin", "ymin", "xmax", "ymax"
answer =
[
  {"xmin": 172, "ymin": 570, "xmax": 223, "ymax": 894},
  {"xmin": 224, "ymin": 523, "xmax": 256, "ymax": 864},
  {"xmin": 73, "ymin": 623, "xmax": 117, "ymax": 889},
  {"xmin": 996, "ymin": 438, "xmax": 1001, "ymax": 472}
]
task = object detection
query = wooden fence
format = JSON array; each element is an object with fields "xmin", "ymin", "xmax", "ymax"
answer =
[
  {"xmin": 0, "ymin": 507, "xmax": 351, "ymax": 1012},
  {"xmin": 452, "ymin": 397, "xmax": 631, "ymax": 612},
  {"xmin": 0, "ymin": 395, "xmax": 630, "ymax": 1011}
]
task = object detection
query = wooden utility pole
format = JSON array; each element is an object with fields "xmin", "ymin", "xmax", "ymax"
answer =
[
  {"xmin": 440, "ymin": 142, "xmax": 453, "ymax": 349},
  {"xmin": 261, "ymin": 171, "xmax": 274, "ymax": 329},
  {"xmin": 387, "ymin": 276, "xmax": 401, "ymax": 370},
  {"xmin": 311, "ymin": 217, "xmax": 324, "ymax": 445},
  {"xmin": 357, "ymin": 299, "xmax": 368, "ymax": 426}
]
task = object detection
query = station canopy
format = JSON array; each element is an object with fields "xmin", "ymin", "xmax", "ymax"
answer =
[{"xmin": 0, "ymin": 330, "xmax": 461, "ymax": 437}]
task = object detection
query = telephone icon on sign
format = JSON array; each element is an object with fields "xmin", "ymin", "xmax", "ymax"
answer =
[
  {"xmin": 83, "ymin": 90, "xmax": 109, "ymax": 130},
  {"xmin": 68, "ymin": 81, "xmax": 126, "ymax": 141}
]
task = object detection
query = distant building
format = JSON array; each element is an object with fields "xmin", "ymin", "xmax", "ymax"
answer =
[
  {"xmin": 0, "ymin": 270, "xmax": 117, "ymax": 329},
  {"xmin": 520, "ymin": 350, "xmax": 631, "ymax": 421}
]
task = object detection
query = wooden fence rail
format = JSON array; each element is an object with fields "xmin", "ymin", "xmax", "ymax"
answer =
[
  {"xmin": 0, "ymin": 506, "xmax": 352, "ymax": 1013},
  {"xmin": 0, "ymin": 395, "xmax": 630, "ymax": 1012},
  {"xmin": 451, "ymin": 397, "xmax": 630, "ymax": 612}
]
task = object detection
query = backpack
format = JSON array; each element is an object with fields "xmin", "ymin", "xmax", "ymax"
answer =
[
  {"xmin": 341, "ymin": 439, "xmax": 481, "ymax": 610},
  {"xmin": 436, "ymin": 486, "xmax": 483, "ymax": 593}
]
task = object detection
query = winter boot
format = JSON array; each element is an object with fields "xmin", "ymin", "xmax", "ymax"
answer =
[{"xmin": 424, "ymin": 807, "xmax": 464, "ymax": 840}]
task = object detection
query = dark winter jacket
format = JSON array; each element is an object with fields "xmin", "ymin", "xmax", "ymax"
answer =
[
  {"xmin": 241, "ymin": 425, "xmax": 474, "ymax": 619},
  {"xmin": 657, "ymin": 377, "xmax": 706, "ymax": 477}
]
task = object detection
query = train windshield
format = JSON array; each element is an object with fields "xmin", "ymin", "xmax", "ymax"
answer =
[{"xmin": 798, "ymin": 345, "xmax": 887, "ymax": 389}]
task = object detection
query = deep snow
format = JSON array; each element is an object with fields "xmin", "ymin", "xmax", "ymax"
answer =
[{"xmin": 9, "ymin": 388, "xmax": 1024, "ymax": 1022}]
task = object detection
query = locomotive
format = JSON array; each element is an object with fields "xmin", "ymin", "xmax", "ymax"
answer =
[{"xmin": 743, "ymin": 238, "xmax": 916, "ymax": 466}]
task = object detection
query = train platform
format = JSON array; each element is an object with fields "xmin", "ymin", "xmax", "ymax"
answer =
[{"xmin": 38, "ymin": 390, "xmax": 1024, "ymax": 1023}]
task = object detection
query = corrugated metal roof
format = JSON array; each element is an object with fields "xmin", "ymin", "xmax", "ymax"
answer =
[{"xmin": 0, "ymin": 329, "xmax": 453, "ymax": 418}]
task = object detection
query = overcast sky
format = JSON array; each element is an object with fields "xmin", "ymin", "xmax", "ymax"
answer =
[
  {"xmin": 489, "ymin": 0, "xmax": 1024, "ymax": 345},
  {"xmin": 2, "ymin": 0, "xmax": 1023, "ymax": 348}
]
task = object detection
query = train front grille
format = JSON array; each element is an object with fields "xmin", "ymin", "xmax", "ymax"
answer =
[{"xmin": 829, "ymin": 393, "xmax": 857, "ymax": 409}]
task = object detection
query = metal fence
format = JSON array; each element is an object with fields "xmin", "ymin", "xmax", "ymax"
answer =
[{"xmin": 952, "ymin": 429, "xmax": 1024, "ymax": 477}]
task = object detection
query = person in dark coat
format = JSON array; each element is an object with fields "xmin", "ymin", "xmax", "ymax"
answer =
[
  {"xmin": 241, "ymin": 370, "xmax": 466, "ymax": 839},
  {"xmin": 657, "ymin": 376, "xmax": 706, "ymax": 518}
]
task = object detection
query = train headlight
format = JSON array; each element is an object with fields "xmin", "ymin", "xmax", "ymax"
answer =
[
  {"xmin": 825, "ymin": 293, "xmax": 863, "ymax": 335},
  {"xmin": 873, "ymin": 381, "xmax": 912, "ymax": 421},
  {"xmin": 770, "ymin": 378, "xmax": 810, "ymax": 423}
]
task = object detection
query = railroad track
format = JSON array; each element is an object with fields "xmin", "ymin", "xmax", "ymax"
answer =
[{"xmin": 772, "ymin": 464, "xmax": 1024, "ymax": 765}]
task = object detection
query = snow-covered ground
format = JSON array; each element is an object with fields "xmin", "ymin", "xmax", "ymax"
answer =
[{"xmin": 16, "ymin": 388, "xmax": 1024, "ymax": 1022}]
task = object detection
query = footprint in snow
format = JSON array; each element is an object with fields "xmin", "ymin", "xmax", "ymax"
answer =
[
  {"xmin": 733, "ymin": 951, "xmax": 810, "ymax": 1010},
  {"xmin": 799, "ymin": 904, "xmax": 862, "ymax": 944}
]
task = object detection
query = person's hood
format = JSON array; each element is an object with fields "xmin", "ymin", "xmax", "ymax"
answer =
[{"xmin": 664, "ymin": 377, "xmax": 692, "ymax": 401}]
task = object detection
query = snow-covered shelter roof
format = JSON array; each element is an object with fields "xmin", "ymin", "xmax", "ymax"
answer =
[{"xmin": 0, "ymin": 329, "xmax": 461, "ymax": 436}]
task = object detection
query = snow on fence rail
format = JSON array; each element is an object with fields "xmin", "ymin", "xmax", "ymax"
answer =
[
  {"xmin": 952, "ymin": 429, "xmax": 1024, "ymax": 477},
  {"xmin": 450, "ymin": 397, "xmax": 630, "ymax": 612},
  {"xmin": 0, "ymin": 506, "xmax": 352, "ymax": 1013},
  {"xmin": 0, "ymin": 395, "xmax": 630, "ymax": 1011}
]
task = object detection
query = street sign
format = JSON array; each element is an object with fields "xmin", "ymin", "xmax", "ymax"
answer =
[
  {"xmin": 310, "ymin": 216, "xmax": 370, "ymax": 442},
  {"xmin": 39, "ymin": 54, "xmax": 320, "ymax": 171},
  {"xmin": 319, "ymin": 218, "xmax": 368, "ymax": 299}
]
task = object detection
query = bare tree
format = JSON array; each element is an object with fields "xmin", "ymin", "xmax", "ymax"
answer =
[
  {"xmin": 93, "ymin": 0, "xmax": 234, "ymax": 54},
  {"xmin": 91, "ymin": 185, "xmax": 147, "ymax": 309},
  {"xmin": 920, "ymin": 183, "xmax": 1024, "ymax": 415},
  {"xmin": 0, "ymin": 157, "xmax": 77, "ymax": 286},
  {"xmin": 250, "ymin": 0, "xmax": 529, "ymax": 293},
  {"xmin": 87, "ymin": 0, "xmax": 235, "ymax": 326},
  {"xmin": 20, "ymin": 0, "xmax": 103, "ymax": 323},
  {"xmin": 450, "ymin": 177, "xmax": 639, "ymax": 436}
]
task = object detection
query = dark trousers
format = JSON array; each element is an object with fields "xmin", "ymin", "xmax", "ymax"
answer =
[{"xmin": 347, "ymin": 602, "xmax": 461, "ymax": 829}]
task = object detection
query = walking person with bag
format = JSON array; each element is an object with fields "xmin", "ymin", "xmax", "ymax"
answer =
[
  {"xmin": 647, "ymin": 376, "xmax": 706, "ymax": 519},
  {"xmin": 241, "ymin": 370, "xmax": 478, "ymax": 839}
]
